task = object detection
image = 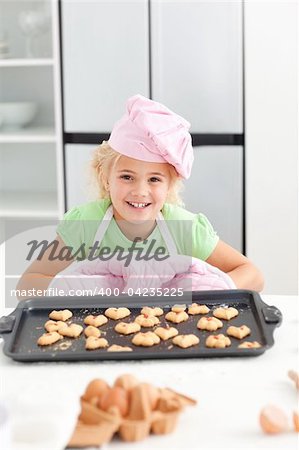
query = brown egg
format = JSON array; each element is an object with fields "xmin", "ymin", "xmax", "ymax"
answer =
[
  {"xmin": 99, "ymin": 386, "xmax": 129, "ymax": 417},
  {"xmin": 293, "ymin": 411, "xmax": 299, "ymax": 432},
  {"xmin": 114, "ymin": 374, "xmax": 139, "ymax": 391},
  {"xmin": 88, "ymin": 396, "xmax": 99, "ymax": 407},
  {"xmin": 137, "ymin": 382, "xmax": 159, "ymax": 410},
  {"xmin": 82, "ymin": 378, "xmax": 110, "ymax": 402},
  {"xmin": 259, "ymin": 405, "xmax": 289, "ymax": 434}
]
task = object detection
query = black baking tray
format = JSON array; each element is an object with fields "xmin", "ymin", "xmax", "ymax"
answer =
[{"xmin": 0, "ymin": 290, "xmax": 282, "ymax": 362}]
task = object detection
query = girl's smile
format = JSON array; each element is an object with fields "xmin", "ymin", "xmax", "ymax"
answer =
[{"xmin": 125, "ymin": 201, "xmax": 151, "ymax": 209}]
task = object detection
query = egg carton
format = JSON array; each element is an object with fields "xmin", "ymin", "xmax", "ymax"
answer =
[{"xmin": 68, "ymin": 384, "xmax": 196, "ymax": 447}]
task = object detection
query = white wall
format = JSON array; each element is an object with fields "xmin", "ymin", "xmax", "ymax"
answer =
[{"xmin": 245, "ymin": 1, "xmax": 298, "ymax": 294}]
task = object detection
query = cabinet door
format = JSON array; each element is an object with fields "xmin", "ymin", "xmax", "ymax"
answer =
[
  {"xmin": 151, "ymin": 0, "xmax": 243, "ymax": 133},
  {"xmin": 61, "ymin": 0, "xmax": 149, "ymax": 132},
  {"xmin": 183, "ymin": 146, "xmax": 243, "ymax": 251},
  {"xmin": 65, "ymin": 144, "xmax": 96, "ymax": 209}
]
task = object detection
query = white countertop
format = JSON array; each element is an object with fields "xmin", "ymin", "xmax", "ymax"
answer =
[{"xmin": 0, "ymin": 295, "xmax": 298, "ymax": 450}]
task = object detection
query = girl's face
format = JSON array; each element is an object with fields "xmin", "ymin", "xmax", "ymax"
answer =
[{"xmin": 107, "ymin": 155, "xmax": 172, "ymax": 223}]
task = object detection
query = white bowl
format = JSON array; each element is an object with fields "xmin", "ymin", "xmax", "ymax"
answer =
[{"xmin": 0, "ymin": 102, "xmax": 37, "ymax": 129}]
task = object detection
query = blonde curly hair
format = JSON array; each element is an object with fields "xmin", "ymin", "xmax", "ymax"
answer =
[{"xmin": 88, "ymin": 141, "xmax": 184, "ymax": 206}]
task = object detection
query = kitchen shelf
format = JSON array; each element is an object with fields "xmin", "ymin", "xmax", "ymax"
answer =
[
  {"xmin": 0, "ymin": 191, "xmax": 59, "ymax": 218},
  {"xmin": 0, "ymin": 58, "xmax": 54, "ymax": 68},
  {"xmin": 0, "ymin": 1, "xmax": 64, "ymax": 220},
  {"xmin": 0, "ymin": 127, "xmax": 56, "ymax": 143}
]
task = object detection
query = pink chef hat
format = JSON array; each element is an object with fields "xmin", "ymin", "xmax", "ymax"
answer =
[{"xmin": 108, "ymin": 95, "xmax": 194, "ymax": 179}]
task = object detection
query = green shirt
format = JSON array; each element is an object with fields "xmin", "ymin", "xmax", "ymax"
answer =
[{"xmin": 57, "ymin": 199, "xmax": 219, "ymax": 261}]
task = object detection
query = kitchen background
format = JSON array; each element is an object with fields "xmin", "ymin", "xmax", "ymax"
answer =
[{"xmin": 0, "ymin": 0, "xmax": 297, "ymax": 295}]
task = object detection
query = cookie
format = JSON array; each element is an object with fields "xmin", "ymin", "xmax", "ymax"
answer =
[
  {"xmin": 49, "ymin": 309, "xmax": 73, "ymax": 322},
  {"xmin": 115, "ymin": 321, "xmax": 141, "ymax": 335},
  {"xmin": 140, "ymin": 306, "xmax": 164, "ymax": 317},
  {"xmin": 165, "ymin": 310, "xmax": 189, "ymax": 324},
  {"xmin": 213, "ymin": 306, "xmax": 238, "ymax": 320},
  {"xmin": 84, "ymin": 325, "xmax": 101, "ymax": 338},
  {"xmin": 37, "ymin": 331, "xmax": 63, "ymax": 346},
  {"xmin": 238, "ymin": 341, "xmax": 261, "ymax": 349},
  {"xmin": 206, "ymin": 334, "xmax": 231, "ymax": 348},
  {"xmin": 154, "ymin": 326, "xmax": 179, "ymax": 341},
  {"xmin": 188, "ymin": 303, "xmax": 210, "ymax": 315},
  {"xmin": 132, "ymin": 331, "xmax": 160, "ymax": 347},
  {"xmin": 197, "ymin": 316, "xmax": 223, "ymax": 331},
  {"xmin": 135, "ymin": 314, "xmax": 160, "ymax": 327},
  {"xmin": 84, "ymin": 314, "xmax": 108, "ymax": 327},
  {"xmin": 172, "ymin": 334, "xmax": 199, "ymax": 349},
  {"xmin": 227, "ymin": 325, "xmax": 251, "ymax": 340},
  {"xmin": 85, "ymin": 336, "xmax": 109, "ymax": 350},
  {"xmin": 44, "ymin": 320, "xmax": 67, "ymax": 332},
  {"xmin": 171, "ymin": 304, "xmax": 186, "ymax": 313},
  {"xmin": 104, "ymin": 307, "xmax": 131, "ymax": 320},
  {"xmin": 58, "ymin": 323, "xmax": 83, "ymax": 338},
  {"xmin": 107, "ymin": 345, "xmax": 133, "ymax": 352}
]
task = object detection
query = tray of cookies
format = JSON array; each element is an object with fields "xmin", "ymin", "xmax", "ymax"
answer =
[{"xmin": 0, "ymin": 290, "xmax": 282, "ymax": 362}]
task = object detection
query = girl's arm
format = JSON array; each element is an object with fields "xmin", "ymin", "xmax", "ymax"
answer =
[
  {"xmin": 206, "ymin": 240, "xmax": 264, "ymax": 292},
  {"xmin": 16, "ymin": 235, "xmax": 75, "ymax": 299}
]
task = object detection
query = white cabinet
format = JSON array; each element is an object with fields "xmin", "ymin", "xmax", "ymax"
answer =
[
  {"xmin": 0, "ymin": 0, "xmax": 64, "ymax": 219},
  {"xmin": 151, "ymin": 0, "xmax": 243, "ymax": 133},
  {"xmin": 65, "ymin": 144, "xmax": 95, "ymax": 209},
  {"xmin": 61, "ymin": 0, "xmax": 243, "ymax": 134},
  {"xmin": 183, "ymin": 146, "xmax": 243, "ymax": 251},
  {"xmin": 61, "ymin": 0, "xmax": 149, "ymax": 132}
]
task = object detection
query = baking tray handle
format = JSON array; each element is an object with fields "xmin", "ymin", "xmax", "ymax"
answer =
[
  {"xmin": 0, "ymin": 315, "xmax": 16, "ymax": 334},
  {"xmin": 261, "ymin": 305, "xmax": 282, "ymax": 326}
]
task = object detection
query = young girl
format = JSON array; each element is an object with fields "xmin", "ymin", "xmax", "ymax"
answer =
[{"xmin": 17, "ymin": 95, "xmax": 264, "ymax": 296}]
